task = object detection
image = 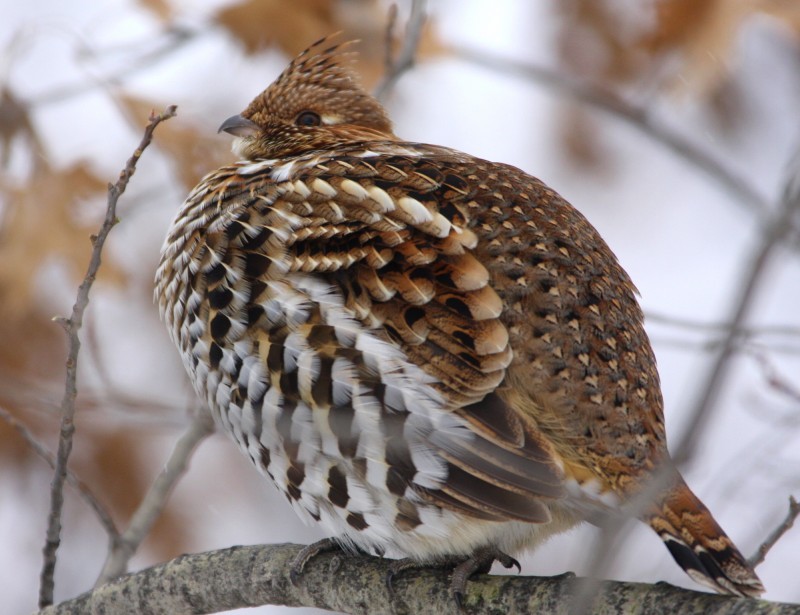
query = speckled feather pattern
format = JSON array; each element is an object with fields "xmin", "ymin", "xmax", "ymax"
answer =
[{"xmin": 155, "ymin": 36, "xmax": 763, "ymax": 596}]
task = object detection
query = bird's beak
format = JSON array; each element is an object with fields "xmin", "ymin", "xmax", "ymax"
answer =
[{"xmin": 218, "ymin": 114, "xmax": 260, "ymax": 137}]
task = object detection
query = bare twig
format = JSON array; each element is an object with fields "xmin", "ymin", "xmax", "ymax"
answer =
[
  {"xmin": 748, "ymin": 496, "xmax": 800, "ymax": 568},
  {"xmin": 382, "ymin": 4, "xmax": 399, "ymax": 75},
  {"xmin": 96, "ymin": 411, "xmax": 214, "ymax": 585},
  {"xmin": 650, "ymin": 337, "xmax": 800, "ymax": 358},
  {"xmin": 568, "ymin": 516, "xmax": 635, "ymax": 615},
  {"xmin": 0, "ymin": 406, "xmax": 119, "ymax": 539},
  {"xmin": 38, "ymin": 105, "xmax": 177, "ymax": 609},
  {"xmin": 570, "ymin": 463, "xmax": 688, "ymax": 615},
  {"xmin": 673, "ymin": 145, "xmax": 800, "ymax": 465},
  {"xmin": 451, "ymin": 46, "xmax": 771, "ymax": 216},
  {"xmin": 751, "ymin": 351, "xmax": 800, "ymax": 404},
  {"xmin": 374, "ymin": 0, "xmax": 428, "ymax": 101},
  {"xmin": 30, "ymin": 27, "xmax": 195, "ymax": 108},
  {"xmin": 645, "ymin": 310, "xmax": 800, "ymax": 340}
]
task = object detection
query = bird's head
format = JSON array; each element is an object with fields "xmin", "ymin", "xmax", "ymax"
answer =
[{"xmin": 219, "ymin": 36, "xmax": 397, "ymax": 160}]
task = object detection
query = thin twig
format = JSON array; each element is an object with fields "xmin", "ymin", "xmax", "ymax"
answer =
[
  {"xmin": 96, "ymin": 411, "xmax": 214, "ymax": 585},
  {"xmin": 0, "ymin": 406, "xmax": 119, "ymax": 539},
  {"xmin": 30, "ymin": 28, "xmax": 195, "ymax": 108},
  {"xmin": 645, "ymin": 310, "xmax": 800, "ymax": 339},
  {"xmin": 451, "ymin": 46, "xmax": 771, "ymax": 217},
  {"xmin": 648, "ymin": 335, "xmax": 800, "ymax": 357},
  {"xmin": 750, "ymin": 351, "xmax": 800, "ymax": 404},
  {"xmin": 382, "ymin": 4, "xmax": 399, "ymax": 75},
  {"xmin": 374, "ymin": 0, "xmax": 428, "ymax": 101},
  {"xmin": 673, "ymin": 144, "xmax": 800, "ymax": 465},
  {"xmin": 569, "ymin": 462, "xmax": 685, "ymax": 615},
  {"xmin": 38, "ymin": 105, "xmax": 177, "ymax": 609},
  {"xmin": 748, "ymin": 496, "xmax": 800, "ymax": 568}
]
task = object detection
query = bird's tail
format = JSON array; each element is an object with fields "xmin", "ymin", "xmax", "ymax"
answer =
[{"xmin": 647, "ymin": 478, "xmax": 764, "ymax": 597}]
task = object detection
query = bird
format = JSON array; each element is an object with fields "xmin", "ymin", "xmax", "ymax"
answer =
[{"xmin": 155, "ymin": 35, "xmax": 764, "ymax": 602}]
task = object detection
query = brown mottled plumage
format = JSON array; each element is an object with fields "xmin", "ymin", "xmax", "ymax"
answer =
[{"xmin": 155, "ymin": 36, "xmax": 763, "ymax": 600}]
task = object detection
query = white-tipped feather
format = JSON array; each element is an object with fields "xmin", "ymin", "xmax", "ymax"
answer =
[{"xmin": 396, "ymin": 196, "xmax": 433, "ymax": 223}]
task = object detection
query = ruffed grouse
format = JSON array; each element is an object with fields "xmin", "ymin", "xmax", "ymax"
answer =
[{"xmin": 155, "ymin": 37, "xmax": 763, "ymax": 600}]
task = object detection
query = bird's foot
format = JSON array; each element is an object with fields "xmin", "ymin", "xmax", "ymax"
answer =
[
  {"xmin": 451, "ymin": 547, "xmax": 520, "ymax": 608},
  {"xmin": 289, "ymin": 538, "xmax": 343, "ymax": 585},
  {"xmin": 385, "ymin": 547, "xmax": 520, "ymax": 608},
  {"xmin": 385, "ymin": 555, "xmax": 462, "ymax": 594}
]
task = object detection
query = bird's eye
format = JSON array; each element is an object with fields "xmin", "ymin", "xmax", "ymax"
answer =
[{"xmin": 296, "ymin": 111, "xmax": 321, "ymax": 127}]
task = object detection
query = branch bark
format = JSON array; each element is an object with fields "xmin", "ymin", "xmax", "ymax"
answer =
[{"xmin": 37, "ymin": 544, "xmax": 800, "ymax": 615}]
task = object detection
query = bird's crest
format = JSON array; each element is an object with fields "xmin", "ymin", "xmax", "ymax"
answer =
[
  {"xmin": 229, "ymin": 33, "xmax": 395, "ymax": 158},
  {"xmin": 271, "ymin": 34, "xmax": 362, "ymax": 97}
]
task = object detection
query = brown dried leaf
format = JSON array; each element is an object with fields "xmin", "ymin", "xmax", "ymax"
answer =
[
  {"xmin": 0, "ymin": 163, "xmax": 130, "ymax": 398},
  {"xmin": 74, "ymin": 427, "xmax": 191, "ymax": 559},
  {"xmin": 0, "ymin": 312, "xmax": 66, "ymax": 401},
  {"xmin": 0, "ymin": 88, "xmax": 41, "ymax": 168},
  {"xmin": 0, "ymin": 164, "xmax": 124, "ymax": 319},
  {"xmin": 555, "ymin": 0, "xmax": 644, "ymax": 81},
  {"xmin": 138, "ymin": 0, "xmax": 173, "ymax": 22},
  {"xmin": 643, "ymin": 0, "xmax": 800, "ymax": 58},
  {"xmin": 559, "ymin": 106, "xmax": 613, "ymax": 174},
  {"xmin": 640, "ymin": 0, "xmax": 718, "ymax": 53},
  {"xmin": 648, "ymin": 0, "xmax": 758, "ymax": 95},
  {"xmin": 0, "ymin": 406, "xmax": 39, "ymax": 466},
  {"xmin": 761, "ymin": 0, "xmax": 800, "ymax": 35},
  {"xmin": 552, "ymin": 0, "xmax": 792, "ymax": 159},
  {"xmin": 215, "ymin": 0, "xmax": 340, "ymax": 56},
  {"xmin": 557, "ymin": 0, "xmax": 776, "ymax": 95},
  {"xmin": 214, "ymin": 0, "xmax": 445, "ymax": 87}
]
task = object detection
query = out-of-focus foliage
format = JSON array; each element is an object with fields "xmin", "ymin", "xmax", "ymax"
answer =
[
  {"xmin": 554, "ymin": 0, "xmax": 800, "ymax": 165},
  {"xmin": 214, "ymin": 0, "xmax": 445, "ymax": 84}
]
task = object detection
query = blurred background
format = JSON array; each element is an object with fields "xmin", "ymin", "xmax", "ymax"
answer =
[{"xmin": 1, "ymin": 1, "xmax": 799, "ymax": 613}]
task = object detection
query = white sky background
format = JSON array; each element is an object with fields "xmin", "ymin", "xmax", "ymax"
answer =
[{"xmin": 2, "ymin": 1, "xmax": 799, "ymax": 613}]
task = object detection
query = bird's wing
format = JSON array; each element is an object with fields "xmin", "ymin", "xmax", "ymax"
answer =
[{"xmin": 158, "ymin": 146, "xmax": 567, "ymax": 524}]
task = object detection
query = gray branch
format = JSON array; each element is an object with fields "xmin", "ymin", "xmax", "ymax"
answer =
[
  {"xmin": 749, "ymin": 496, "xmax": 800, "ymax": 568},
  {"xmin": 673, "ymin": 141, "xmax": 800, "ymax": 465},
  {"xmin": 37, "ymin": 544, "xmax": 800, "ymax": 615},
  {"xmin": 96, "ymin": 411, "xmax": 214, "ymax": 585},
  {"xmin": 374, "ymin": 0, "xmax": 428, "ymax": 102}
]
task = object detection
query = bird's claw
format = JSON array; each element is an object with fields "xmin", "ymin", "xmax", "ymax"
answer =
[{"xmin": 289, "ymin": 538, "xmax": 341, "ymax": 586}]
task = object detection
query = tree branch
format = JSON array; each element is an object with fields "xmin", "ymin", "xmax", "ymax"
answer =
[
  {"xmin": 644, "ymin": 310, "xmax": 800, "ymax": 340},
  {"xmin": 0, "ymin": 406, "xmax": 119, "ymax": 540},
  {"xmin": 38, "ymin": 544, "xmax": 800, "ymax": 615},
  {"xmin": 96, "ymin": 411, "xmax": 214, "ymax": 585},
  {"xmin": 30, "ymin": 28, "xmax": 195, "ymax": 108},
  {"xmin": 373, "ymin": 0, "xmax": 428, "ymax": 102},
  {"xmin": 673, "ymin": 144, "xmax": 800, "ymax": 465},
  {"xmin": 451, "ymin": 46, "xmax": 771, "ymax": 216},
  {"xmin": 749, "ymin": 496, "xmax": 800, "ymax": 569},
  {"xmin": 38, "ymin": 105, "xmax": 177, "ymax": 609}
]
